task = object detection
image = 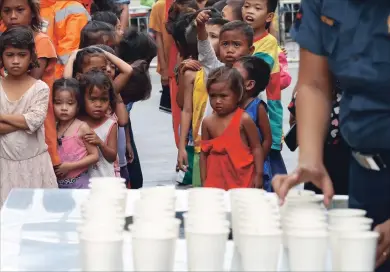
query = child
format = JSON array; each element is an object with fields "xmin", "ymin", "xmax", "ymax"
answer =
[
  {"xmin": 117, "ymin": 29, "xmax": 157, "ymax": 188},
  {"xmin": 149, "ymin": 0, "xmax": 174, "ymax": 113},
  {"xmin": 0, "ymin": 0, "xmax": 60, "ymax": 169},
  {"xmin": 79, "ymin": 21, "xmax": 117, "ymax": 49},
  {"xmin": 200, "ymin": 67, "xmax": 264, "ymax": 189},
  {"xmin": 177, "ymin": 17, "xmax": 229, "ymax": 187},
  {"xmin": 53, "ymin": 78, "xmax": 99, "ymax": 188},
  {"xmin": 233, "ymin": 56, "xmax": 273, "ymax": 191},
  {"xmin": 222, "ymin": 0, "xmax": 244, "ymax": 21},
  {"xmin": 78, "ymin": 70, "xmax": 118, "ymax": 178},
  {"xmin": 242, "ymin": 0, "xmax": 287, "ymax": 175},
  {"xmin": 91, "ymin": 11, "xmax": 124, "ymax": 44},
  {"xmin": 0, "ymin": 27, "xmax": 57, "ymax": 206}
]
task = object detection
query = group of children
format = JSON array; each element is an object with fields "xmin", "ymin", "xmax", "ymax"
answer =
[
  {"xmin": 0, "ymin": 0, "xmax": 156, "ymax": 205},
  {"xmin": 150, "ymin": 0, "xmax": 292, "ymax": 190}
]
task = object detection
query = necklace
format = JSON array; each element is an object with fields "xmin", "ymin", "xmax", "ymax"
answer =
[{"xmin": 57, "ymin": 119, "xmax": 76, "ymax": 146}]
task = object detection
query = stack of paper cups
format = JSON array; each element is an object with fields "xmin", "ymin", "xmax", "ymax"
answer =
[
  {"xmin": 282, "ymin": 190, "xmax": 328, "ymax": 271},
  {"xmin": 185, "ymin": 188, "xmax": 229, "ymax": 271},
  {"xmin": 230, "ymin": 188, "xmax": 281, "ymax": 271},
  {"xmin": 131, "ymin": 186, "xmax": 179, "ymax": 271},
  {"xmin": 328, "ymin": 208, "xmax": 374, "ymax": 271},
  {"xmin": 79, "ymin": 177, "xmax": 128, "ymax": 271}
]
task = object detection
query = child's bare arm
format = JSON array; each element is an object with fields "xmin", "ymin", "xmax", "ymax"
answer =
[
  {"xmin": 242, "ymin": 113, "xmax": 264, "ymax": 188},
  {"xmin": 102, "ymin": 50, "xmax": 133, "ymax": 93},
  {"xmin": 30, "ymin": 58, "xmax": 48, "ymax": 79},
  {"xmin": 0, "ymin": 122, "xmax": 18, "ymax": 134},
  {"xmin": 257, "ymin": 103, "xmax": 272, "ymax": 158},
  {"xmin": 200, "ymin": 118, "xmax": 210, "ymax": 185},
  {"xmin": 178, "ymin": 71, "xmax": 196, "ymax": 171},
  {"xmin": 84, "ymin": 123, "xmax": 118, "ymax": 163},
  {"xmin": 63, "ymin": 50, "xmax": 79, "ymax": 78},
  {"xmin": 114, "ymin": 94, "xmax": 129, "ymax": 126},
  {"xmin": 155, "ymin": 32, "xmax": 169, "ymax": 85}
]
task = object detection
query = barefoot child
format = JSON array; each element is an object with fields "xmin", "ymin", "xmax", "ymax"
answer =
[
  {"xmin": 53, "ymin": 78, "xmax": 99, "ymax": 188},
  {"xmin": 233, "ymin": 56, "xmax": 273, "ymax": 191},
  {"xmin": 0, "ymin": 27, "xmax": 57, "ymax": 205},
  {"xmin": 200, "ymin": 67, "xmax": 264, "ymax": 189}
]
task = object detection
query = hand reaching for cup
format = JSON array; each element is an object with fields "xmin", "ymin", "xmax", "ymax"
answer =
[{"xmin": 272, "ymin": 162, "xmax": 334, "ymax": 206}]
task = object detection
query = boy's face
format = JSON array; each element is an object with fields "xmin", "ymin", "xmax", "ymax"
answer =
[
  {"xmin": 219, "ymin": 30, "xmax": 254, "ymax": 66},
  {"xmin": 206, "ymin": 24, "xmax": 222, "ymax": 54},
  {"xmin": 242, "ymin": 0, "xmax": 273, "ymax": 31}
]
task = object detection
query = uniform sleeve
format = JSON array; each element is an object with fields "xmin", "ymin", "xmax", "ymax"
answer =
[
  {"xmin": 149, "ymin": 2, "xmax": 164, "ymax": 33},
  {"xmin": 24, "ymin": 82, "xmax": 50, "ymax": 134},
  {"xmin": 56, "ymin": 4, "xmax": 90, "ymax": 64},
  {"xmin": 35, "ymin": 34, "xmax": 57, "ymax": 60},
  {"xmin": 291, "ymin": 0, "xmax": 325, "ymax": 56},
  {"xmin": 198, "ymin": 39, "xmax": 224, "ymax": 75}
]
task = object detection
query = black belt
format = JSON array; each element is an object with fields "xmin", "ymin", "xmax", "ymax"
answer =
[{"xmin": 352, "ymin": 151, "xmax": 390, "ymax": 171}]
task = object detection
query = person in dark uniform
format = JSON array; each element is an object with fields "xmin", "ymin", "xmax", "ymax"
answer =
[{"xmin": 272, "ymin": 1, "xmax": 390, "ymax": 271}]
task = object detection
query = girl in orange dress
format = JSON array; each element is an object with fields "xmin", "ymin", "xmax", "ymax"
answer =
[{"xmin": 200, "ymin": 67, "xmax": 264, "ymax": 190}]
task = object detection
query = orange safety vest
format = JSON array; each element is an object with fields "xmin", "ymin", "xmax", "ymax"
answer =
[{"xmin": 41, "ymin": 0, "xmax": 90, "ymax": 79}]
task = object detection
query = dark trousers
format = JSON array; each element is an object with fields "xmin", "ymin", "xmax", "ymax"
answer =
[
  {"xmin": 159, "ymin": 84, "xmax": 171, "ymax": 113},
  {"xmin": 305, "ymin": 140, "xmax": 350, "ymax": 195},
  {"xmin": 348, "ymin": 152, "xmax": 390, "ymax": 272},
  {"xmin": 126, "ymin": 122, "xmax": 143, "ymax": 189}
]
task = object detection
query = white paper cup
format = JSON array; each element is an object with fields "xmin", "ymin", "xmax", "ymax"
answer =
[
  {"xmin": 328, "ymin": 209, "xmax": 366, "ymax": 225},
  {"xmin": 287, "ymin": 230, "xmax": 328, "ymax": 271},
  {"xmin": 186, "ymin": 230, "xmax": 229, "ymax": 271},
  {"xmin": 329, "ymin": 216, "xmax": 373, "ymax": 227},
  {"xmin": 189, "ymin": 187, "xmax": 225, "ymax": 196},
  {"xmin": 80, "ymin": 237, "xmax": 123, "ymax": 271},
  {"xmin": 131, "ymin": 218, "xmax": 180, "ymax": 239},
  {"xmin": 140, "ymin": 186, "xmax": 176, "ymax": 198},
  {"xmin": 338, "ymin": 231, "xmax": 379, "ymax": 272},
  {"xmin": 239, "ymin": 230, "xmax": 282, "ymax": 271},
  {"xmin": 132, "ymin": 237, "xmax": 176, "ymax": 271}
]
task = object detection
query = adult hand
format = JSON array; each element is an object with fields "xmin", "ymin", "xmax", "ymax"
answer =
[
  {"xmin": 375, "ymin": 219, "xmax": 390, "ymax": 268},
  {"xmin": 272, "ymin": 162, "xmax": 334, "ymax": 206},
  {"xmin": 177, "ymin": 147, "xmax": 189, "ymax": 172},
  {"xmin": 252, "ymin": 175, "xmax": 263, "ymax": 189},
  {"xmin": 160, "ymin": 68, "xmax": 170, "ymax": 86}
]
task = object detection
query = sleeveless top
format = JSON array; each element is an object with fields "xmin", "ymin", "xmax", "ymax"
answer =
[
  {"xmin": 89, "ymin": 117, "xmax": 117, "ymax": 178},
  {"xmin": 245, "ymin": 98, "xmax": 272, "ymax": 182},
  {"xmin": 192, "ymin": 68, "xmax": 208, "ymax": 153},
  {"xmin": 201, "ymin": 108, "xmax": 255, "ymax": 190},
  {"xmin": 58, "ymin": 121, "xmax": 89, "ymax": 178}
]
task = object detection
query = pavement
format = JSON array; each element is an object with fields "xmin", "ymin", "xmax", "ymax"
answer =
[{"xmin": 130, "ymin": 63, "xmax": 299, "ymax": 187}]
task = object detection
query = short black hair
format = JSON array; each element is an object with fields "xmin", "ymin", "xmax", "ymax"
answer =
[
  {"xmin": 226, "ymin": 0, "xmax": 244, "ymax": 21},
  {"xmin": 219, "ymin": 20, "xmax": 254, "ymax": 46},
  {"xmin": 91, "ymin": 11, "xmax": 118, "ymax": 27},
  {"xmin": 206, "ymin": 17, "xmax": 229, "ymax": 27},
  {"xmin": 207, "ymin": 66, "xmax": 244, "ymax": 102},
  {"xmin": 78, "ymin": 70, "xmax": 116, "ymax": 115},
  {"xmin": 79, "ymin": 21, "xmax": 116, "ymax": 49},
  {"xmin": 0, "ymin": 26, "xmax": 38, "ymax": 69},
  {"xmin": 236, "ymin": 55, "xmax": 270, "ymax": 97},
  {"xmin": 53, "ymin": 78, "xmax": 81, "ymax": 105},
  {"xmin": 118, "ymin": 28, "xmax": 157, "ymax": 65},
  {"xmin": 90, "ymin": 0, "xmax": 121, "ymax": 17},
  {"xmin": 94, "ymin": 44, "xmax": 116, "ymax": 55},
  {"xmin": 205, "ymin": 0, "xmax": 219, "ymax": 7},
  {"xmin": 267, "ymin": 0, "xmax": 278, "ymax": 13},
  {"xmin": 212, "ymin": 0, "xmax": 227, "ymax": 12}
]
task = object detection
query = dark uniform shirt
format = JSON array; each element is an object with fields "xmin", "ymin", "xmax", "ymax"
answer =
[{"xmin": 291, "ymin": 0, "xmax": 390, "ymax": 151}]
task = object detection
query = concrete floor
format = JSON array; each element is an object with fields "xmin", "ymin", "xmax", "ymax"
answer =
[{"xmin": 130, "ymin": 64, "xmax": 299, "ymax": 186}]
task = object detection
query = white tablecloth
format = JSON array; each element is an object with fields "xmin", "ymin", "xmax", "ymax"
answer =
[{"xmin": 0, "ymin": 189, "xmax": 348, "ymax": 271}]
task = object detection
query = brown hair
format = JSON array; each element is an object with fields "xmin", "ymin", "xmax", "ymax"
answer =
[{"xmin": 206, "ymin": 66, "xmax": 244, "ymax": 102}]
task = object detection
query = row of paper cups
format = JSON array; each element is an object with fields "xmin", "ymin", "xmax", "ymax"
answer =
[{"xmin": 79, "ymin": 177, "xmax": 128, "ymax": 272}]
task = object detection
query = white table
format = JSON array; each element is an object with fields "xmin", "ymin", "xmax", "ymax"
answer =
[{"xmin": 0, "ymin": 189, "xmax": 347, "ymax": 271}]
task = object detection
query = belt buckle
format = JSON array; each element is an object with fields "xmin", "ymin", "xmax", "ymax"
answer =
[{"xmin": 352, "ymin": 152, "xmax": 387, "ymax": 171}]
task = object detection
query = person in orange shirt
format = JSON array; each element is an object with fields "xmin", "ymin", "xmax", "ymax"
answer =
[
  {"xmin": 0, "ymin": 0, "xmax": 60, "ymax": 167},
  {"xmin": 200, "ymin": 67, "xmax": 264, "ymax": 190},
  {"xmin": 40, "ymin": 0, "xmax": 90, "ymax": 79},
  {"xmin": 150, "ymin": 0, "xmax": 173, "ymax": 113}
]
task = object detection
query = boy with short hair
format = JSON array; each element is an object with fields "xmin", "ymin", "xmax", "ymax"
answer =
[
  {"xmin": 178, "ymin": 17, "xmax": 230, "ymax": 187},
  {"xmin": 242, "ymin": 0, "xmax": 287, "ymax": 174}
]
